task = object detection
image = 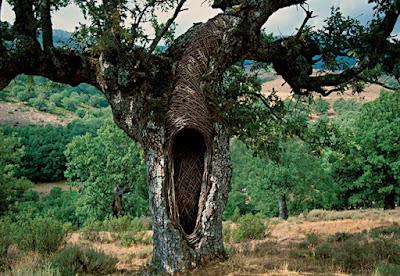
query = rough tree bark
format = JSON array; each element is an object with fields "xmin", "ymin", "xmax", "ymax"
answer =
[
  {"xmin": 101, "ymin": 15, "xmax": 237, "ymax": 272},
  {"xmin": 278, "ymin": 194, "xmax": 288, "ymax": 220},
  {"xmin": 384, "ymin": 192, "xmax": 396, "ymax": 210},
  {"xmin": 40, "ymin": 0, "xmax": 53, "ymax": 52},
  {"xmin": 1, "ymin": 0, "xmax": 399, "ymax": 274}
]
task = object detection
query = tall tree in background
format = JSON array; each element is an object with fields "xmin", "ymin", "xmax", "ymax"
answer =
[
  {"xmin": 1, "ymin": 0, "xmax": 399, "ymax": 273},
  {"xmin": 352, "ymin": 91, "xmax": 400, "ymax": 209}
]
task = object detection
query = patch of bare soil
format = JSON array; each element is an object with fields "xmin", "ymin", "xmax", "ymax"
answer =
[
  {"xmin": 261, "ymin": 73, "xmax": 384, "ymax": 104},
  {"xmin": 31, "ymin": 181, "xmax": 71, "ymax": 194},
  {"xmin": 0, "ymin": 102, "xmax": 76, "ymax": 127}
]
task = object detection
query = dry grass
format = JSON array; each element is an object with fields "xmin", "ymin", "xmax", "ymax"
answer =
[
  {"xmin": 66, "ymin": 231, "xmax": 153, "ymax": 273},
  {"xmin": 189, "ymin": 209, "xmax": 399, "ymax": 275},
  {"xmin": 18, "ymin": 208, "xmax": 392, "ymax": 275},
  {"xmin": 30, "ymin": 181, "xmax": 70, "ymax": 194},
  {"xmin": 305, "ymin": 208, "xmax": 400, "ymax": 222},
  {"xmin": 0, "ymin": 102, "xmax": 76, "ymax": 127},
  {"xmin": 261, "ymin": 72, "xmax": 384, "ymax": 105}
]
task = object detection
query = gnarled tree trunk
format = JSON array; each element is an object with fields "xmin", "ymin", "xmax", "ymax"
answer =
[
  {"xmin": 101, "ymin": 15, "xmax": 236, "ymax": 273},
  {"xmin": 144, "ymin": 123, "xmax": 231, "ymax": 273},
  {"xmin": 278, "ymin": 193, "xmax": 288, "ymax": 220}
]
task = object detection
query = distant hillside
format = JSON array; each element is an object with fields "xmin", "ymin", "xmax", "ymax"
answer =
[
  {"xmin": 53, "ymin": 29, "xmax": 72, "ymax": 46},
  {"xmin": 35, "ymin": 29, "xmax": 73, "ymax": 48},
  {"xmin": 0, "ymin": 74, "xmax": 110, "ymax": 127},
  {"xmin": 260, "ymin": 72, "xmax": 384, "ymax": 104}
]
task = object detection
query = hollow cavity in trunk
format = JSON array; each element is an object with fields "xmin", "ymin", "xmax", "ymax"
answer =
[{"xmin": 172, "ymin": 128, "xmax": 206, "ymax": 235}]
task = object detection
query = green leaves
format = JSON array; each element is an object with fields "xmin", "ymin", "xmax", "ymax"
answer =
[
  {"xmin": 351, "ymin": 90, "xmax": 400, "ymax": 206},
  {"xmin": 0, "ymin": 128, "xmax": 32, "ymax": 215},
  {"xmin": 65, "ymin": 122, "xmax": 148, "ymax": 224}
]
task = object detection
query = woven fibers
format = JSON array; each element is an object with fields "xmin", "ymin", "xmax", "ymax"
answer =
[{"xmin": 166, "ymin": 16, "xmax": 231, "ymax": 239}]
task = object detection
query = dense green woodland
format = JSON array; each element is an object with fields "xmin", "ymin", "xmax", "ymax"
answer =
[{"xmin": 0, "ymin": 73, "xmax": 399, "ymax": 221}]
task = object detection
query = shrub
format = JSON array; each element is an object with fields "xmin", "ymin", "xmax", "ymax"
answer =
[
  {"xmin": 49, "ymin": 93, "xmax": 64, "ymax": 107},
  {"xmin": 314, "ymin": 230, "xmax": 400, "ymax": 272},
  {"xmin": 16, "ymin": 90, "xmax": 34, "ymax": 101},
  {"xmin": 304, "ymin": 232, "xmax": 320, "ymax": 247},
  {"xmin": 16, "ymin": 216, "xmax": 65, "ymax": 254},
  {"xmin": 327, "ymin": 232, "xmax": 356, "ymax": 242},
  {"xmin": 81, "ymin": 217, "xmax": 152, "ymax": 244},
  {"xmin": 332, "ymin": 99, "xmax": 359, "ymax": 114},
  {"xmin": 222, "ymin": 223, "xmax": 235, "ymax": 244},
  {"xmin": 314, "ymin": 242, "xmax": 332, "ymax": 260},
  {"xmin": 375, "ymin": 262, "xmax": 400, "ymax": 276},
  {"xmin": 61, "ymin": 97, "xmax": 78, "ymax": 112},
  {"xmin": 88, "ymin": 95, "xmax": 109, "ymax": 108},
  {"xmin": 102, "ymin": 216, "xmax": 132, "ymax": 232},
  {"xmin": 0, "ymin": 217, "xmax": 15, "ymax": 258},
  {"xmin": 371, "ymin": 225, "xmax": 400, "ymax": 239},
  {"xmin": 6, "ymin": 262, "xmax": 61, "ymax": 276},
  {"xmin": 119, "ymin": 231, "xmax": 152, "ymax": 247},
  {"xmin": 52, "ymin": 246, "xmax": 118, "ymax": 276},
  {"xmin": 314, "ymin": 98, "xmax": 330, "ymax": 114},
  {"xmin": 75, "ymin": 108, "xmax": 86, "ymax": 118},
  {"xmin": 28, "ymin": 98, "xmax": 47, "ymax": 112},
  {"xmin": 234, "ymin": 214, "xmax": 267, "ymax": 242}
]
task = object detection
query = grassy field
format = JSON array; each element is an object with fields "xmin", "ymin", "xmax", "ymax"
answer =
[{"xmin": 8, "ymin": 208, "xmax": 395, "ymax": 275}]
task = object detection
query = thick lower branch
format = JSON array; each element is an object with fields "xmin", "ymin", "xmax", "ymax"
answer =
[{"xmin": 0, "ymin": 45, "xmax": 98, "ymax": 90}]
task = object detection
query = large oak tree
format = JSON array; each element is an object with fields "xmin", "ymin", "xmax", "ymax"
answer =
[{"xmin": 1, "ymin": 0, "xmax": 399, "ymax": 273}]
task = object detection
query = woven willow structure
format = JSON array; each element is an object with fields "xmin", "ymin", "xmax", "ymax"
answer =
[{"xmin": 166, "ymin": 16, "xmax": 230, "ymax": 240}]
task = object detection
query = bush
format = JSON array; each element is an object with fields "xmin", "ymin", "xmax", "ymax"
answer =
[
  {"xmin": 314, "ymin": 98, "xmax": 330, "ymax": 114},
  {"xmin": 75, "ymin": 108, "xmax": 86, "ymax": 118},
  {"xmin": 304, "ymin": 232, "xmax": 320, "ymax": 247},
  {"xmin": 6, "ymin": 262, "xmax": 61, "ymax": 275},
  {"xmin": 234, "ymin": 214, "xmax": 267, "ymax": 242},
  {"xmin": 332, "ymin": 99, "xmax": 359, "ymax": 114},
  {"xmin": 53, "ymin": 246, "xmax": 118, "ymax": 276},
  {"xmin": 49, "ymin": 93, "xmax": 64, "ymax": 107},
  {"xmin": 88, "ymin": 95, "xmax": 109, "ymax": 108},
  {"xmin": 103, "ymin": 216, "xmax": 150, "ymax": 233},
  {"xmin": 0, "ymin": 217, "xmax": 15, "ymax": 258},
  {"xmin": 16, "ymin": 90, "xmax": 34, "ymax": 101},
  {"xmin": 28, "ymin": 98, "xmax": 47, "ymax": 111},
  {"xmin": 16, "ymin": 216, "xmax": 65, "ymax": 254},
  {"xmin": 314, "ymin": 229, "xmax": 400, "ymax": 272},
  {"xmin": 314, "ymin": 242, "xmax": 332, "ymax": 260},
  {"xmin": 81, "ymin": 217, "xmax": 152, "ymax": 245},
  {"xmin": 222, "ymin": 223, "xmax": 235, "ymax": 244},
  {"xmin": 119, "ymin": 231, "xmax": 152, "ymax": 247},
  {"xmin": 61, "ymin": 97, "xmax": 78, "ymax": 112},
  {"xmin": 371, "ymin": 225, "xmax": 400, "ymax": 239},
  {"xmin": 375, "ymin": 262, "xmax": 400, "ymax": 276}
]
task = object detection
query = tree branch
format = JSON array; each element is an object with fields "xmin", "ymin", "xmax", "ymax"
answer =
[
  {"xmin": 244, "ymin": 0, "xmax": 400, "ymax": 96},
  {"xmin": 0, "ymin": 48, "xmax": 98, "ymax": 90},
  {"xmin": 147, "ymin": 0, "xmax": 187, "ymax": 56},
  {"xmin": 296, "ymin": 4, "xmax": 314, "ymax": 37}
]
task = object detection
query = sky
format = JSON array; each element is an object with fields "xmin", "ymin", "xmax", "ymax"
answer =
[{"xmin": 1, "ymin": 0, "xmax": 399, "ymax": 36}]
